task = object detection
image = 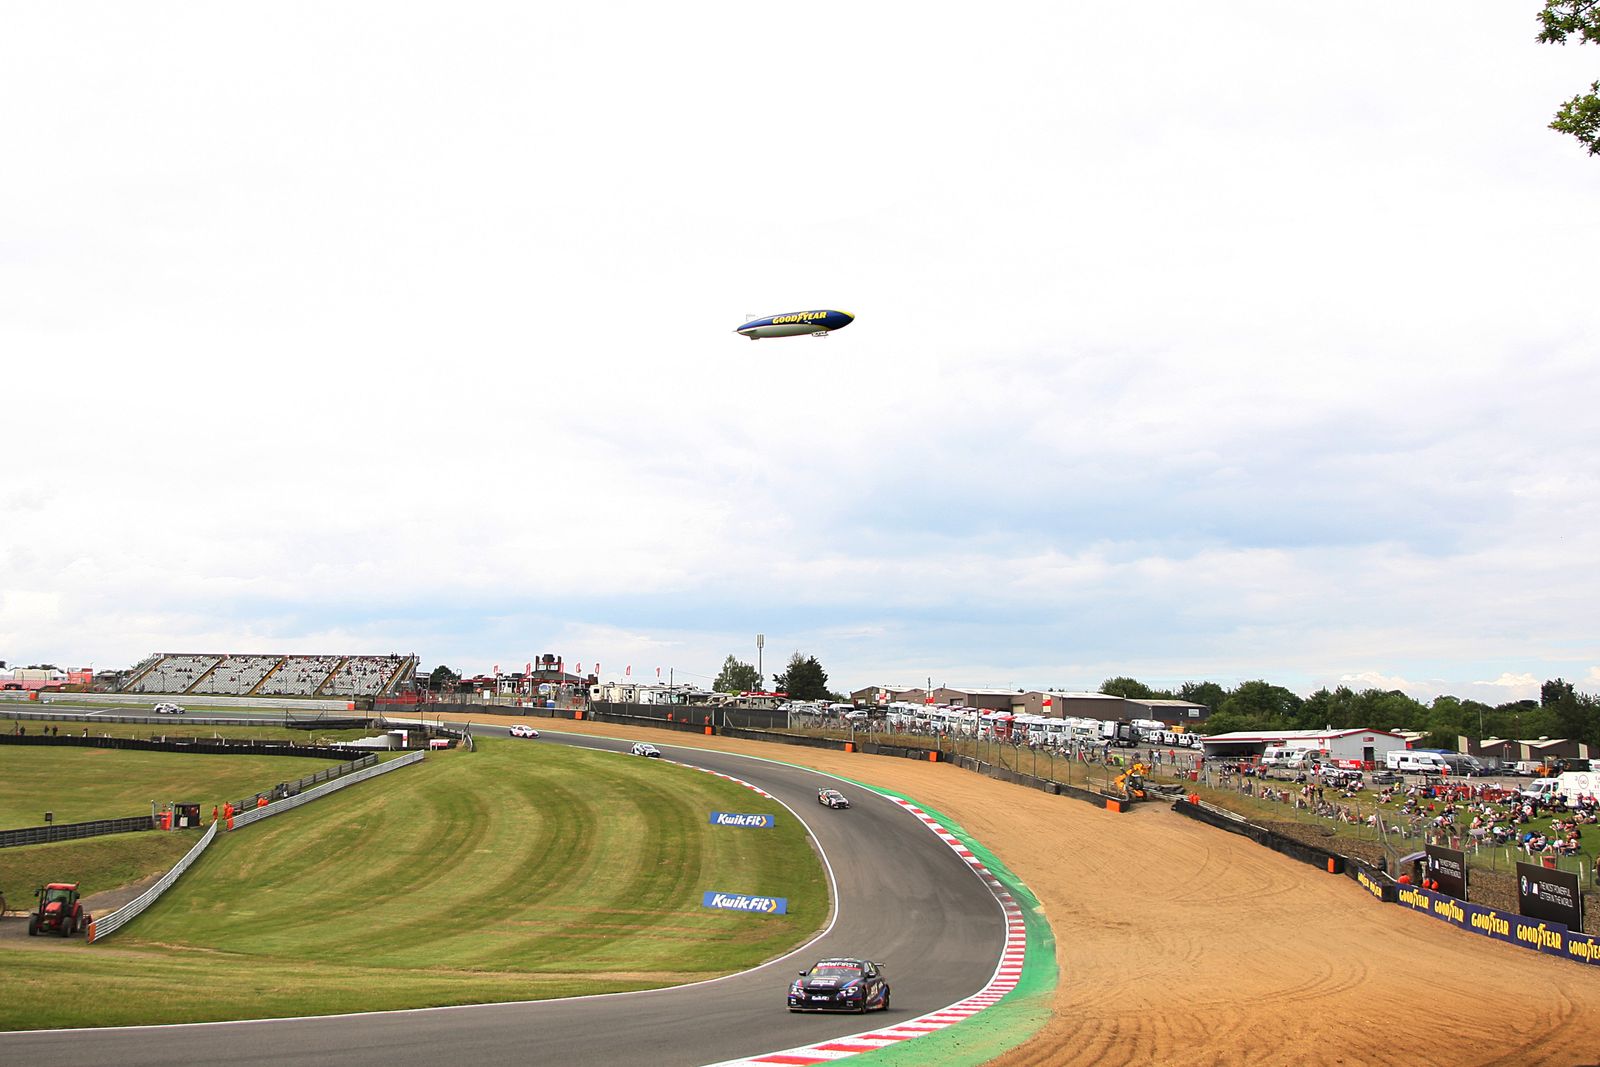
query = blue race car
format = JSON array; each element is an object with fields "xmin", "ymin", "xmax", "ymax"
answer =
[{"xmin": 787, "ymin": 958, "xmax": 890, "ymax": 1014}]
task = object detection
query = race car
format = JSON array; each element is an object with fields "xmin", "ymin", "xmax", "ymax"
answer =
[
  {"xmin": 787, "ymin": 958, "xmax": 889, "ymax": 1013},
  {"xmin": 509, "ymin": 724, "xmax": 539, "ymax": 738},
  {"xmin": 153, "ymin": 702, "xmax": 185, "ymax": 715},
  {"xmin": 817, "ymin": 788, "xmax": 850, "ymax": 809},
  {"xmin": 631, "ymin": 742, "xmax": 661, "ymax": 758}
]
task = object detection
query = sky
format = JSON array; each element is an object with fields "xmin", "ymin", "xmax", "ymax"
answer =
[{"xmin": 2, "ymin": 3, "xmax": 1596, "ymax": 705}]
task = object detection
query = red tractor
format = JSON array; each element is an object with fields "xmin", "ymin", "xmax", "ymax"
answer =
[{"xmin": 28, "ymin": 883, "xmax": 90, "ymax": 938}]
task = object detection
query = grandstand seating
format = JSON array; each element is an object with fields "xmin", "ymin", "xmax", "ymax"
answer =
[
  {"xmin": 121, "ymin": 653, "xmax": 416, "ymax": 697},
  {"xmin": 126, "ymin": 654, "xmax": 223, "ymax": 694},
  {"xmin": 321, "ymin": 655, "xmax": 408, "ymax": 696},
  {"xmin": 204, "ymin": 654, "xmax": 282, "ymax": 695}
]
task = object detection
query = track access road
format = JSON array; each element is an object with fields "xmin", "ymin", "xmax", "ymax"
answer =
[{"xmin": 1, "ymin": 725, "xmax": 1008, "ymax": 1067}]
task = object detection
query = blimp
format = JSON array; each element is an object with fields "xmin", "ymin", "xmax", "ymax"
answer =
[{"xmin": 735, "ymin": 309, "xmax": 855, "ymax": 339}]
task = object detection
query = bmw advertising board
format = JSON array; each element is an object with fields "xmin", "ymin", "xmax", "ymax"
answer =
[
  {"xmin": 709, "ymin": 812, "xmax": 776, "ymax": 828},
  {"xmin": 1518, "ymin": 861, "xmax": 1583, "ymax": 931},
  {"xmin": 1424, "ymin": 844, "xmax": 1468, "ymax": 901}
]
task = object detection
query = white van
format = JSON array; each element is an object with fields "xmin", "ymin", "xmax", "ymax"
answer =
[
  {"xmin": 1386, "ymin": 750, "xmax": 1450, "ymax": 774},
  {"xmin": 1261, "ymin": 746, "xmax": 1315, "ymax": 768}
]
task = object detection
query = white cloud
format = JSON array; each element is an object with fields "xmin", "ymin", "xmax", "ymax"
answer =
[{"xmin": 2, "ymin": 3, "xmax": 1596, "ymax": 698}]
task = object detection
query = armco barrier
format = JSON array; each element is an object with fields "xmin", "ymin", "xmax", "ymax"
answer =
[
  {"xmin": 229, "ymin": 750, "xmax": 424, "ymax": 831},
  {"xmin": 88, "ymin": 821, "xmax": 218, "ymax": 943},
  {"xmin": 89, "ymin": 751, "xmax": 424, "ymax": 943}
]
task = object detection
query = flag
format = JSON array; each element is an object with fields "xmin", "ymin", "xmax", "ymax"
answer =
[
  {"xmin": 625, "ymin": 665, "xmax": 631, "ymax": 677},
  {"xmin": 595, "ymin": 662, "xmax": 600, "ymax": 679},
  {"xmin": 577, "ymin": 662, "xmax": 583, "ymax": 674},
  {"xmin": 525, "ymin": 661, "xmax": 531, "ymax": 677},
  {"xmin": 493, "ymin": 664, "xmax": 500, "ymax": 676},
  {"xmin": 656, "ymin": 667, "xmax": 661, "ymax": 680}
]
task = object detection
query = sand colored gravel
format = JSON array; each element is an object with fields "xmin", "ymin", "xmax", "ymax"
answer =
[{"xmin": 467, "ymin": 716, "xmax": 1600, "ymax": 1065}]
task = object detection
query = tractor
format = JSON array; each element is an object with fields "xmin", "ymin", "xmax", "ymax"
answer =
[{"xmin": 28, "ymin": 882, "xmax": 90, "ymax": 937}]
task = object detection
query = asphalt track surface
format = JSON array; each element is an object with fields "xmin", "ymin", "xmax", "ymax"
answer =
[{"xmin": 1, "ymin": 719, "xmax": 1008, "ymax": 1067}]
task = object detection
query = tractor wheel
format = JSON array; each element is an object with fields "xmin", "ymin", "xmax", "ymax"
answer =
[
  {"xmin": 60, "ymin": 915, "xmax": 74, "ymax": 937},
  {"xmin": 27, "ymin": 916, "xmax": 38, "ymax": 936}
]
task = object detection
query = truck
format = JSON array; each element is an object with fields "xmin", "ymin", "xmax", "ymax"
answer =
[{"xmin": 1517, "ymin": 772, "xmax": 1600, "ymax": 807}]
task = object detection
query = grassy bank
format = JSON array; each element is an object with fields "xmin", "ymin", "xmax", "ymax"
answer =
[{"xmin": 0, "ymin": 738, "xmax": 828, "ymax": 1030}]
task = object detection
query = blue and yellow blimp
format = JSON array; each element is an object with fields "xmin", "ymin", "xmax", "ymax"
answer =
[{"xmin": 735, "ymin": 309, "xmax": 855, "ymax": 339}]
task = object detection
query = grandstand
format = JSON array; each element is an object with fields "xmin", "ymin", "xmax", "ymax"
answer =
[{"xmin": 121, "ymin": 653, "xmax": 416, "ymax": 698}]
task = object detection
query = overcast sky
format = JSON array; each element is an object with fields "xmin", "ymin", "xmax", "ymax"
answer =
[{"xmin": 3, "ymin": 3, "xmax": 1596, "ymax": 703}]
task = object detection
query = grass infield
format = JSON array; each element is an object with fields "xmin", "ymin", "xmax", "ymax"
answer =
[
  {"xmin": 0, "ymin": 739, "xmax": 828, "ymax": 1030},
  {"xmin": 0, "ymin": 747, "xmax": 339, "ymax": 830}
]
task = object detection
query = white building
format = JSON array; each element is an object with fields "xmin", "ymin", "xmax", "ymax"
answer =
[{"xmin": 1199, "ymin": 728, "xmax": 1408, "ymax": 766}]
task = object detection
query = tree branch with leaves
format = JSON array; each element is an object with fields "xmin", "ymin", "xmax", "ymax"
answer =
[{"xmin": 1539, "ymin": 1, "xmax": 1600, "ymax": 155}]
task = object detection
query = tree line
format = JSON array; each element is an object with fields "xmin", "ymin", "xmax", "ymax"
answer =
[{"xmin": 1099, "ymin": 675, "xmax": 1600, "ymax": 751}]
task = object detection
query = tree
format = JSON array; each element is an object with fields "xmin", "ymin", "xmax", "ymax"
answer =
[
  {"xmin": 427, "ymin": 665, "xmax": 461, "ymax": 692},
  {"xmin": 1099, "ymin": 676, "xmax": 1153, "ymax": 700},
  {"xmin": 773, "ymin": 652, "xmax": 830, "ymax": 702},
  {"xmin": 1538, "ymin": 1, "xmax": 1600, "ymax": 155},
  {"xmin": 1177, "ymin": 681, "xmax": 1226, "ymax": 713},
  {"xmin": 713, "ymin": 655, "xmax": 761, "ymax": 694},
  {"xmin": 1217, "ymin": 680, "xmax": 1303, "ymax": 728}
]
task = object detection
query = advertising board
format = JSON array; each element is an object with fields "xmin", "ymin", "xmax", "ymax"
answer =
[
  {"xmin": 1425, "ymin": 844, "xmax": 1468, "ymax": 900},
  {"xmin": 1518, "ymin": 861, "xmax": 1583, "ymax": 931}
]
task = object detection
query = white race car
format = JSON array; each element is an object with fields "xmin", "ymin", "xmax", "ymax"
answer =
[
  {"xmin": 818, "ymin": 788, "xmax": 851, "ymax": 809},
  {"xmin": 153, "ymin": 702, "xmax": 185, "ymax": 715},
  {"xmin": 631, "ymin": 742, "xmax": 662, "ymax": 758},
  {"xmin": 509, "ymin": 724, "xmax": 539, "ymax": 738}
]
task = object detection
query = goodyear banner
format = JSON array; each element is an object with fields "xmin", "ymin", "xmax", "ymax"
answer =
[
  {"xmin": 702, "ymin": 891, "xmax": 787, "ymax": 915},
  {"xmin": 1394, "ymin": 882, "xmax": 1581, "ymax": 962},
  {"xmin": 1518, "ymin": 861, "xmax": 1583, "ymax": 931},
  {"xmin": 709, "ymin": 812, "xmax": 775, "ymax": 828}
]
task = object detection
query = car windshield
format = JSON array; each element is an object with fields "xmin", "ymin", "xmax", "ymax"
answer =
[{"xmin": 810, "ymin": 963, "xmax": 861, "ymax": 977}]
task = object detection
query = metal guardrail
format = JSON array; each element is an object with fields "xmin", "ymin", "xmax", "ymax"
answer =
[
  {"xmin": 229, "ymin": 750, "xmax": 424, "ymax": 831},
  {"xmin": 88, "ymin": 821, "xmax": 218, "ymax": 943},
  {"xmin": 87, "ymin": 751, "xmax": 425, "ymax": 943}
]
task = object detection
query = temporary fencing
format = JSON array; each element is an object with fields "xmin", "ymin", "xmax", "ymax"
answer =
[{"xmin": 88, "ymin": 751, "xmax": 425, "ymax": 943}]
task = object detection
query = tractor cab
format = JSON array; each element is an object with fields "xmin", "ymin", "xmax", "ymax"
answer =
[{"xmin": 40, "ymin": 883, "xmax": 78, "ymax": 910}]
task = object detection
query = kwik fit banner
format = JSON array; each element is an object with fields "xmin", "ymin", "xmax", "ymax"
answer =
[
  {"xmin": 709, "ymin": 812, "xmax": 776, "ymax": 828},
  {"xmin": 702, "ymin": 891, "xmax": 787, "ymax": 915}
]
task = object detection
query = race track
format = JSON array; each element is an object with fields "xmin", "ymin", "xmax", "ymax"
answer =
[{"xmin": 0, "ymin": 724, "xmax": 1010, "ymax": 1067}]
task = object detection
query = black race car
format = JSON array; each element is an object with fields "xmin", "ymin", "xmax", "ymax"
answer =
[{"xmin": 787, "ymin": 958, "xmax": 889, "ymax": 1013}]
